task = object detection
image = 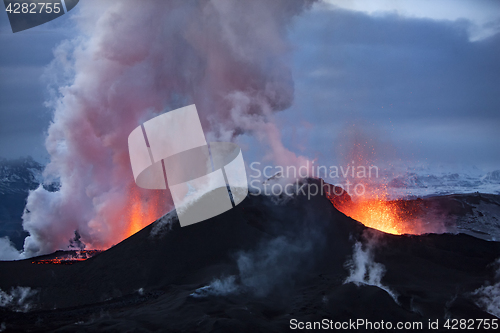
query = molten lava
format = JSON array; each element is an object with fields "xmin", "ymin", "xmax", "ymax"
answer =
[
  {"xmin": 327, "ymin": 127, "xmax": 437, "ymax": 235},
  {"xmin": 327, "ymin": 189, "xmax": 426, "ymax": 235},
  {"xmin": 31, "ymin": 250, "xmax": 102, "ymax": 265},
  {"xmin": 123, "ymin": 186, "xmax": 168, "ymax": 239},
  {"xmin": 33, "ymin": 258, "xmax": 87, "ymax": 265}
]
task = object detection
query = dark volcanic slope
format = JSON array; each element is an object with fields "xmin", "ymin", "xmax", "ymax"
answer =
[{"xmin": 0, "ymin": 181, "xmax": 499, "ymax": 332}]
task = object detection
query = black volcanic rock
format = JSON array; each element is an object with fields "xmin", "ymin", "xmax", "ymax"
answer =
[{"xmin": 0, "ymin": 181, "xmax": 499, "ymax": 332}]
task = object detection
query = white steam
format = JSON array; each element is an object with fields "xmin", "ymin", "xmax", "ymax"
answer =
[
  {"xmin": 236, "ymin": 236, "xmax": 311, "ymax": 296},
  {"xmin": 0, "ymin": 237, "xmax": 23, "ymax": 261},
  {"xmin": 191, "ymin": 235, "xmax": 312, "ymax": 298},
  {"xmin": 149, "ymin": 210, "xmax": 177, "ymax": 238},
  {"xmin": 344, "ymin": 239, "xmax": 398, "ymax": 302},
  {"xmin": 19, "ymin": 0, "xmax": 315, "ymax": 258},
  {"xmin": 0, "ymin": 286, "xmax": 37, "ymax": 312},
  {"xmin": 190, "ymin": 275, "xmax": 239, "ymax": 298}
]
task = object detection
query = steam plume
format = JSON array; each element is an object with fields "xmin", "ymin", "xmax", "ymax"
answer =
[
  {"xmin": 0, "ymin": 286, "xmax": 37, "ymax": 312},
  {"xmin": 0, "ymin": 237, "xmax": 22, "ymax": 260},
  {"xmin": 191, "ymin": 236, "xmax": 314, "ymax": 298},
  {"xmin": 18, "ymin": 0, "xmax": 315, "ymax": 257},
  {"xmin": 344, "ymin": 232, "xmax": 398, "ymax": 302}
]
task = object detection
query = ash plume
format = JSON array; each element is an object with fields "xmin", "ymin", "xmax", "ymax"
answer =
[{"xmin": 18, "ymin": 0, "xmax": 315, "ymax": 258}]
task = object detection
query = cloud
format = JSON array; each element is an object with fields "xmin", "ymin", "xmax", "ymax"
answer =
[
  {"xmin": 284, "ymin": 6, "xmax": 500, "ymax": 169},
  {"xmin": 0, "ymin": 11, "xmax": 76, "ymax": 161},
  {"xmin": 322, "ymin": 0, "xmax": 500, "ymax": 41}
]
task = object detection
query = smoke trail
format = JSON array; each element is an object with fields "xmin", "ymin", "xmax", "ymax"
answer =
[
  {"xmin": 0, "ymin": 286, "xmax": 37, "ymax": 312},
  {"xmin": 344, "ymin": 232, "xmax": 398, "ymax": 302},
  {"xmin": 190, "ymin": 275, "xmax": 239, "ymax": 298},
  {"xmin": 190, "ymin": 236, "xmax": 313, "ymax": 298},
  {"xmin": 19, "ymin": 0, "xmax": 315, "ymax": 257}
]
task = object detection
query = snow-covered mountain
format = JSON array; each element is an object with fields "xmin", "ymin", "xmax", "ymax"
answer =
[
  {"xmin": 385, "ymin": 168, "xmax": 500, "ymax": 198},
  {"xmin": 0, "ymin": 156, "xmax": 44, "ymax": 195}
]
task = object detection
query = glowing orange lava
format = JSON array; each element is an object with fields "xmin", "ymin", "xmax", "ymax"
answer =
[
  {"xmin": 32, "ymin": 258, "xmax": 87, "ymax": 265},
  {"xmin": 31, "ymin": 250, "xmax": 102, "ymax": 265},
  {"xmin": 327, "ymin": 126, "xmax": 431, "ymax": 235},
  {"xmin": 340, "ymin": 199, "xmax": 405, "ymax": 235},
  {"xmin": 328, "ymin": 190, "xmax": 426, "ymax": 235},
  {"xmin": 123, "ymin": 186, "xmax": 167, "ymax": 239}
]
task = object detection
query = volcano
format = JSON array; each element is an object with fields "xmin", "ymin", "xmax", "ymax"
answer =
[{"xmin": 0, "ymin": 179, "xmax": 499, "ymax": 332}]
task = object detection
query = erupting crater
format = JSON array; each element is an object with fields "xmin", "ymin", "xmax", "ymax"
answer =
[{"xmin": 324, "ymin": 183, "xmax": 432, "ymax": 235}]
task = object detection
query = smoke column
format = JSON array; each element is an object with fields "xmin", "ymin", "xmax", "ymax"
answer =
[{"xmin": 19, "ymin": 0, "xmax": 315, "ymax": 257}]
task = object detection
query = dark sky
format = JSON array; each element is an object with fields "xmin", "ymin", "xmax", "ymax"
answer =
[
  {"xmin": 0, "ymin": 1, "xmax": 499, "ymax": 171},
  {"xmin": 0, "ymin": 8, "xmax": 73, "ymax": 162},
  {"xmin": 281, "ymin": 1, "xmax": 500, "ymax": 171}
]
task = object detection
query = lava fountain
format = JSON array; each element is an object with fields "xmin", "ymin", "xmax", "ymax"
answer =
[
  {"xmin": 123, "ymin": 186, "xmax": 168, "ymax": 239},
  {"xmin": 326, "ymin": 130, "xmax": 444, "ymax": 235},
  {"xmin": 326, "ymin": 184, "xmax": 430, "ymax": 235}
]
